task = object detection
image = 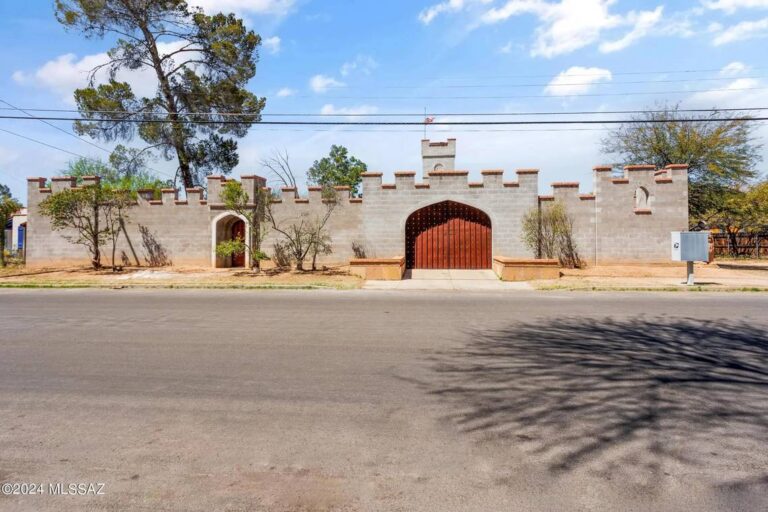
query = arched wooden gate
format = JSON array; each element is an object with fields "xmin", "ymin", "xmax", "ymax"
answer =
[{"xmin": 405, "ymin": 201, "xmax": 492, "ymax": 269}]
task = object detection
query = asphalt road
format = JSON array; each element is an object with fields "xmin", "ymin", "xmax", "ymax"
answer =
[{"xmin": 1, "ymin": 289, "xmax": 767, "ymax": 512}]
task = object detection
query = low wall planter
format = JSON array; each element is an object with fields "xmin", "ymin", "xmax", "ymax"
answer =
[
  {"xmin": 492, "ymin": 257, "xmax": 560, "ymax": 281},
  {"xmin": 350, "ymin": 257, "xmax": 406, "ymax": 281}
]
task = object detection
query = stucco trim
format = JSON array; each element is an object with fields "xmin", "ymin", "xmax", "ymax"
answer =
[{"xmin": 210, "ymin": 211, "xmax": 251, "ymax": 269}]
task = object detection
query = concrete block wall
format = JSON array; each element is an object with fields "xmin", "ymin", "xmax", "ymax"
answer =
[
  {"xmin": 421, "ymin": 139, "xmax": 456, "ymax": 175},
  {"xmin": 26, "ymin": 176, "xmax": 214, "ymax": 267},
  {"xmin": 263, "ymin": 185, "xmax": 364, "ymax": 264},
  {"xmin": 359, "ymin": 168, "xmax": 539, "ymax": 259},
  {"xmin": 25, "ymin": 162, "xmax": 689, "ymax": 268},
  {"xmin": 546, "ymin": 181, "xmax": 597, "ymax": 264},
  {"xmin": 593, "ymin": 164, "xmax": 689, "ymax": 262}
]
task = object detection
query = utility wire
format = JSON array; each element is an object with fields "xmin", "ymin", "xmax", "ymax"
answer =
[
  {"xmin": 0, "ymin": 127, "xmax": 87, "ymax": 159},
  {"xmin": 370, "ymin": 66, "xmax": 768, "ymax": 81},
  {"xmin": 2, "ymin": 106, "xmax": 766, "ymax": 118},
  {"xmin": 0, "ymin": 99, "xmax": 176, "ymax": 181},
  {"xmin": 1, "ymin": 114, "xmax": 766, "ymax": 125},
  {"xmin": 287, "ymin": 75, "xmax": 768, "ymax": 90},
  {"xmin": 286, "ymin": 86, "xmax": 768, "ymax": 100}
]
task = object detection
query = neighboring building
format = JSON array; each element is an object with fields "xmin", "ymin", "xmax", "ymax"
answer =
[
  {"xmin": 3, "ymin": 207, "xmax": 26, "ymax": 260},
  {"xmin": 25, "ymin": 139, "xmax": 688, "ymax": 269}
]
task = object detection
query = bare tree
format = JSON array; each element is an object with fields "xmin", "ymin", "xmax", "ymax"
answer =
[
  {"xmin": 260, "ymin": 148, "xmax": 297, "ymax": 189},
  {"xmin": 521, "ymin": 201, "xmax": 583, "ymax": 269},
  {"xmin": 265, "ymin": 189, "xmax": 338, "ymax": 271}
]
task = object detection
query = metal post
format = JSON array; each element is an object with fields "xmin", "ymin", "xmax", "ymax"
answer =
[{"xmin": 686, "ymin": 261, "xmax": 695, "ymax": 286}]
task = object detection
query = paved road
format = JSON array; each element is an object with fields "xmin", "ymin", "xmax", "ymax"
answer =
[{"xmin": 1, "ymin": 289, "xmax": 767, "ymax": 512}]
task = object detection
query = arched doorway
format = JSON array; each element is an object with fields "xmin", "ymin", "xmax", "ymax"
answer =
[
  {"xmin": 405, "ymin": 201, "xmax": 491, "ymax": 269},
  {"xmin": 212, "ymin": 214, "xmax": 247, "ymax": 268}
]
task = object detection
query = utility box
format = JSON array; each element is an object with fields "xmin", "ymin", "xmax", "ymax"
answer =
[{"xmin": 671, "ymin": 231, "xmax": 710, "ymax": 262}]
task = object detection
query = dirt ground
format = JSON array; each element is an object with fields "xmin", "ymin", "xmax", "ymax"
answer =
[
  {"xmin": 1, "ymin": 260, "xmax": 767, "ymax": 291},
  {"xmin": 0, "ymin": 265, "xmax": 362, "ymax": 289},
  {"xmin": 540, "ymin": 260, "xmax": 768, "ymax": 291}
]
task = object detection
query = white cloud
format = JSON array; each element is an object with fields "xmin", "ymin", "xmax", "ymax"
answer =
[
  {"xmin": 688, "ymin": 77, "xmax": 766, "ymax": 106},
  {"xmin": 479, "ymin": 0, "xmax": 663, "ymax": 58},
  {"xmin": 720, "ymin": 61, "xmax": 750, "ymax": 76},
  {"xmin": 276, "ymin": 87, "xmax": 296, "ymax": 97},
  {"xmin": 189, "ymin": 0, "xmax": 295, "ymax": 16},
  {"xmin": 320, "ymin": 104, "xmax": 379, "ymax": 116},
  {"xmin": 499, "ymin": 41, "xmax": 514, "ymax": 53},
  {"xmin": 10, "ymin": 42, "xmax": 197, "ymax": 104},
  {"xmin": 713, "ymin": 17, "xmax": 768, "ymax": 45},
  {"xmin": 340, "ymin": 55, "xmax": 378, "ymax": 77},
  {"xmin": 420, "ymin": 0, "xmax": 471, "ymax": 24},
  {"xmin": 309, "ymin": 74, "xmax": 345, "ymax": 93},
  {"xmin": 599, "ymin": 6, "xmax": 663, "ymax": 53},
  {"xmin": 262, "ymin": 36, "xmax": 281, "ymax": 54},
  {"xmin": 544, "ymin": 66, "xmax": 612, "ymax": 96},
  {"xmin": 703, "ymin": 0, "xmax": 768, "ymax": 13}
]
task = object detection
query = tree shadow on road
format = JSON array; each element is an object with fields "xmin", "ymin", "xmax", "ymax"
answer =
[{"xmin": 423, "ymin": 317, "xmax": 768, "ymax": 486}]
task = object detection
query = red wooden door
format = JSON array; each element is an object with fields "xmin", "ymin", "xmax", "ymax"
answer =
[
  {"xmin": 406, "ymin": 201, "xmax": 491, "ymax": 269},
  {"xmin": 230, "ymin": 219, "xmax": 246, "ymax": 267}
]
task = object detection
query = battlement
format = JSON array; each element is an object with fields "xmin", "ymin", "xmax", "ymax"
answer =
[
  {"xmin": 362, "ymin": 168, "xmax": 540, "ymax": 193},
  {"xmin": 421, "ymin": 138, "xmax": 456, "ymax": 175}
]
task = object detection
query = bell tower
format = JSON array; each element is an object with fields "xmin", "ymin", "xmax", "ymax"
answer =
[{"xmin": 421, "ymin": 138, "xmax": 456, "ymax": 177}]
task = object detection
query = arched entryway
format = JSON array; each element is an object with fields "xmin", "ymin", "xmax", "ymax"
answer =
[
  {"xmin": 212, "ymin": 213, "xmax": 248, "ymax": 268},
  {"xmin": 405, "ymin": 201, "xmax": 492, "ymax": 269}
]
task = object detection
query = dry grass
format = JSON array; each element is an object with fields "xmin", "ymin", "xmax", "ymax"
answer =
[{"xmin": 0, "ymin": 265, "xmax": 362, "ymax": 290}]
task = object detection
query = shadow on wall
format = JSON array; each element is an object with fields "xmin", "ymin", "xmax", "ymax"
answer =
[
  {"xmin": 139, "ymin": 225, "xmax": 172, "ymax": 267},
  {"xmin": 422, "ymin": 317, "xmax": 768, "ymax": 487}
]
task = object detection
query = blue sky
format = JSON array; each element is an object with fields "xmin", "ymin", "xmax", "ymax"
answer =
[{"xmin": 1, "ymin": 0, "xmax": 767, "ymax": 202}]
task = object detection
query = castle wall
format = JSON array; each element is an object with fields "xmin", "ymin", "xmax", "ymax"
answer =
[
  {"xmin": 358, "ymin": 169, "xmax": 538, "ymax": 259},
  {"xmin": 261, "ymin": 185, "xmax": 364, "ymax": 264},
  {"xmin": 25, "ymin": 177, "xmax": 214, "ymax": 267},
  {"xmin": 593, "ymin": 165, "xmax": 689, "ymax": 262},
  {"xmin": 25, "ymin": 162, "xmax": 689, "ymax": 269}
]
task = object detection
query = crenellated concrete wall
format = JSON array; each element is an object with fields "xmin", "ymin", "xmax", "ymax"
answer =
[
  {"xmin": 25, "ymin": 161, "xmax": 688, "ymax": 268},
  {"xmin": 358, "ymin": 168, "xmax": 538, "ymax": 259}
]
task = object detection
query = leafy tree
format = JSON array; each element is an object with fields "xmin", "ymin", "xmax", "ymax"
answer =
[
  {"xmin": 56, "ymin": 0, "xmax": 266, "ymax": 188},
  {"xmin": 216, "ymin": 180, "xmax": 269, "ymax": 271},
  {"xmin": 102, "ymin": 188, "xmax": 135, "ymax": 270},
  {"xmin": 64, "ymin": 156, "xmax": 168, "ymax": 196},
  {"xmin": 704, "ymin": 180, "xmax": 768, "ymax": 256},
  {"xmin": 601, "ymin": 104, "xmax": 763, "ymax": 224},
  {"xmin": 38, "ymin": 185, "xmax": 135, "ymax": 269},
  {"xmin": 0, "ymin": 184, "xmax": 22, "ymax": 267},
  {"xmin": 307, "ymin": 145, "xmax": 367, "ymax": 196},
  {"xmin": 521, "ymin": 201, "xmax": 582, "ymax": 269},
  {"xmin": 39, "ymin": 186, "xmax": 108, "ymax": 269}
]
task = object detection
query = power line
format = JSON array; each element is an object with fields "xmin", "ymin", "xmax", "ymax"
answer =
[
  {"xmin": 1, "ymin": 114, "xmax": 766, "ymax": 126},
  {"xmin": 0, "ymin": 99, "xmax": 176, "ymax": 181},
  {"xmin": 2, "ymin": 106, "xmax": 767, "ymax": 118},
  {"xmin": 388, "ymin": 66, "xmax": 768, "ymax": 81},
  {"xmin": 287, "ymin": 86, "xmax": 768, "ymax": 101},
  {"xmin": 0, "ymin": 127, "xmax": 87, "ymax": 159},
  {"xmin": 292, "ymin": 75, "xmax": 768, "ymax": 90}
]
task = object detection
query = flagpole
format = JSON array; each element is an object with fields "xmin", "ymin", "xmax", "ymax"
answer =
[{"xmin": 424, "ymin": 106, "xmax": 427, "ymax": 140}]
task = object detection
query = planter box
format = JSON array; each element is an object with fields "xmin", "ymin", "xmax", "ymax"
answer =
[
  {"xmin": 492, "ymin": 257, "xmax": 560, "ymax": 281},
  {"xmin": 350, "ymin": 257, "xmax": 406, "ymax": 280}
]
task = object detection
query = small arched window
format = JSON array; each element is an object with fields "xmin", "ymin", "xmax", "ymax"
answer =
[
  {"xmin": 433, "ymin": 163, "xmax": 445, "ymax": 171},
  {"xmin": 635, "ymin": 186, "xmax": 650, "ymax": 209}
]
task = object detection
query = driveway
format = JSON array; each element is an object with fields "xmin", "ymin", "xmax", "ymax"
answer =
[
  {"xmin": 1, "ymin": 289, "xmax": 767, "ymax": 511},
  {"xmin": 363, "ymin": 269, "xmax": 532, "ymax": 290}
]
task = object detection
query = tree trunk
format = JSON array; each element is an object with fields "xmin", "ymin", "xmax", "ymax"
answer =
[
  {"xmin": 92, "ymin": 202, "xmax": 101, "ymax": 269},
  {"xmin": 139, "ymin": 24, "xmax": 195, "ymax": 188}
]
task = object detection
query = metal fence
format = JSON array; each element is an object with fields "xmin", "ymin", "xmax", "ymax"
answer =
[{"xmin": 711, "ymin": 233, "xmax": 768, "ymax": 259}]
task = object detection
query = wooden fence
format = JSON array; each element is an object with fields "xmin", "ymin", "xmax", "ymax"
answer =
[{"xmin": 711, "ymin": 233, "xmax": 768, "ymax": 258}]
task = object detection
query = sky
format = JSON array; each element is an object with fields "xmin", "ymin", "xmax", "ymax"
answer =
[{"xmin": 1, "ymin": 0, "xmax": 768, "ymax": 202}]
